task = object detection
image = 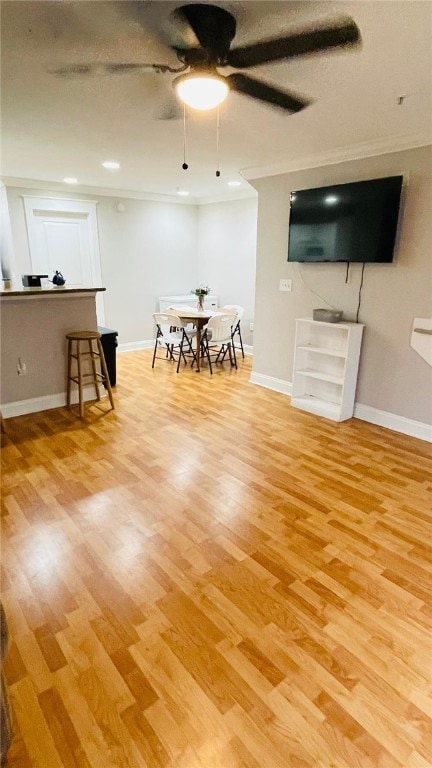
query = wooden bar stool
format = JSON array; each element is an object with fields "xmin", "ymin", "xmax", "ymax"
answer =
[{"xmin": 66, "ymin": 331, "xmax": 114, "ymax": 418}]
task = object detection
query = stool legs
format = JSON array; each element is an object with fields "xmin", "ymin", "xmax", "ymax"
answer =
[
  {"xmin": 89, "ymin": 339, "xmax": 101, "ymax": 403},
  {"xmin": 76, "ymin": 340, "xmax": 84, "ymax": 418},
  {"xmin": 66, "ymin": 338, "xmax": 72, "ymax": 409},
  {"xmin": 66, "ymin": 335, "xmax": 114, "ymax": 418}
]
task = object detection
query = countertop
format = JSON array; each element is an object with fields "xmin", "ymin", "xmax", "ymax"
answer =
[{"xmin": 0, "ymin": 286, "xmax": 106, "ymax": 297}]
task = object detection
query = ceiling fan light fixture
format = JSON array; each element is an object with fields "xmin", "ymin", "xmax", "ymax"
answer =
[{"xmin": 174, "ymin": 72, "xmax": 229, "ymax": 111}]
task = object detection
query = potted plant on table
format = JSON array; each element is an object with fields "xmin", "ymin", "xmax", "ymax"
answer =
[{"xmin": 192, "ymin": 285, "xmax": 210, "ymax": 311}]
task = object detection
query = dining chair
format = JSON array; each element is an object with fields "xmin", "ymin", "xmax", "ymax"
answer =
[
  {"xmin": 221, "ymin": 304, "xmax": 245, "ymax": 358},
  {"xmin": 199, "ymin": 313, "xmax": 237, "ymax": 375},
  {"xmin": 217, "ymin": 306, "xmax": 238, "ymax": 362},
  {"xmin": 168, "ymin": 305, "xmax": 197, "ymax": 336},
  {"xmin": 152, "ymin": 312, "xmax": 196, "ymax": 372}
]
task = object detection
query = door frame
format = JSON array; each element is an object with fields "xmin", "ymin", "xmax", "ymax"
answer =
[{"xmin": 22, "ymin": 195, "xmax": 105, "ymax": 322}]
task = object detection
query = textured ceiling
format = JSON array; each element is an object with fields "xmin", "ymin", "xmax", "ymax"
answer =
[{"xmin": 1, "ymin": 1, "xmax": 431, "ymax": 201}]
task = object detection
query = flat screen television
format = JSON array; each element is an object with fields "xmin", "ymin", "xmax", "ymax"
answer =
[{"xmin": 287, "ymin": 175, "xmax": 403, "ymax": 263}]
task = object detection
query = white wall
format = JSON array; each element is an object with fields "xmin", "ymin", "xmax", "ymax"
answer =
[
  {"xmin": 0, "ymin": 183, "xmax": 14, "ymax": 279},
  {"xmin": 5, "ymin": 186, "xmax": 198, "ymax": 344},
  {"xmin": 2, "ymin": 185, "xmax": 259, "ymax": 412},
  {"xmin": 96, "ymin": 197, "xmax": 198, "ymax": 343},
  {"xmin": 5, "ymin": 185, "xmax": 258, "ymax": 348},
  {"xmin": 197, "ymin": 197, "xmax": 258, "ymax": 346},
  {"xmin": 250, "ymin": 145, "xmax": 432, "ymax": 428}
]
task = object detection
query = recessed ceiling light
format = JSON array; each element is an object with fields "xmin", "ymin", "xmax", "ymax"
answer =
[
  {"xmin": 227, "ymin": 181, "xmax": 242, "ymax": 187},
  {"xmin": 63, "ymin": 177, "xmax": 78, "ymax": 184},
  {"xmin": 325, "ymin": 195, "xmax": 338, "ymax": 204},
  {"xmin": 177, "ymin": 190, "xmax": 190, "ymax": 197},
  {"xmin": 102, "ymin": 161, "xmax": 120, "ymax": 170}
]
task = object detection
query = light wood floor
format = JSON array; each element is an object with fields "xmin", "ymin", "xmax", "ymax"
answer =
[{"xmin": 1, "ymin": 351, "xmax": 431, "ymax": 768}]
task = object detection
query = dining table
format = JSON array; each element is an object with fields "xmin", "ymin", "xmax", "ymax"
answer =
[{"xmin": 168, "ymin": 306, "xmax": 221, "ymax": 372}]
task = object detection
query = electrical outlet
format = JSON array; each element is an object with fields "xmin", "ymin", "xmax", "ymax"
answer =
[
  {"xmin": 279, "ymin": 278, "xmax": 292, "ymax": 292},
  {"xmin": 249, "ymin": 322, "xmax": 254, "ymax": 331}
]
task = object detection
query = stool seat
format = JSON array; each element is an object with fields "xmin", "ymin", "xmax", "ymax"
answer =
[
  {"xmin": 66, "ymin": 330, "xmax": 114, "ymax": 418},
  {"xmin": 66, "ymin": 330, "xmax": 101, "ymax": 340}
]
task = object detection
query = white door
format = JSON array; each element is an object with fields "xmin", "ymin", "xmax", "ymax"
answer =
[{"xmin": 23, "ymin": 196, "xmax": 105, "ymax": 323}]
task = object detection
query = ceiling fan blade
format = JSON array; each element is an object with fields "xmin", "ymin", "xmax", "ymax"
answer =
[
  {"xmin": 48, "ymin": 62, "xmax": 187, "ymax": 78},
  {"xmin": 50, "ymin": 62, "xmax": 176, "ymax": 78},
  {"xmin": 170, "ymin": 4, "xmax": 236, "ymax": 55},
  {"xmin": 227, "ymin": 17, "xmax": 360, "ymax": 69},
  {"xmin": 50, "ymin": 64, "xmax": 97, "ymax": 78},
  {"xmin": 227, "ymin": 73, "xmax": 310, "ymax": 113},
  {"xmin": 154, "ymin": 98, "xmax": 183, "ymax": 121},
  {"xmin": 167, "ymin": 6, "xmax": 202, "ymax": 50},
  {"xmin": 153, "ymin": 80, "xmax": 183, "ymax": 121},
  {"xmin": 105, "ymin": 63, "xmax": 171, "ymax": 75}
]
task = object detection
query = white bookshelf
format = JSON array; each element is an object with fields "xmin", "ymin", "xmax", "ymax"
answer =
[{"xmin": 291, "ymin": 318, "xmax": 364, "ymax": 422}]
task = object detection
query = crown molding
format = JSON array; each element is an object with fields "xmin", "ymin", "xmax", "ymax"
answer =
[
  {"xmin": 4, "ymin": 130, "xmax": 429, "ymax": 201},
  {"xmin": 241, "ymin": 131, "xmax": 432, "ymax": 182},
  {"xmin": 1, "ymin": 175, "xmax": 256, "ymax": 206},
  {"xmin": 196, "ymin": 187, "xmax": 257, "ymax": 205},
  {"xmin": 0, "ymin": 177, "xmax": 201, "ymax": 205}
]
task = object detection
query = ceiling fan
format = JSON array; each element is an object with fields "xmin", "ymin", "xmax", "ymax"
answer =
[{"xmin": 52, "ymin": 3, "xmax": 361, "ymax": 116}]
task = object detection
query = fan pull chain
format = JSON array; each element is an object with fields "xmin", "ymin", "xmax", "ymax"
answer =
[
  {"xmin": 182, "ymin": 104, "xmax": 188, "ymax": 170},
  {"xmin": 215, "ymin": 106, "xmax": 221, "ymax": 178}
]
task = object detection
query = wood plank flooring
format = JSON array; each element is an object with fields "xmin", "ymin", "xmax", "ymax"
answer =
[{"xmin": 1, "ymin": 351, "xmax": 431, "ymax": 767}]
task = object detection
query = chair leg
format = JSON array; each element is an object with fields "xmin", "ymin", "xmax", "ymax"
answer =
[
  {"xmin": 218, "ymin": 343, "xmax": 236, "ymax": 368},
  {"xmin": 176, "ymin": 336, "xmax": 184, "ymax": 373},
  {"xmin": 237, "ymin": 324, "xmax": 245, "ymax": 358},
  {"xmin": 201, "ymin": 333, "xmax": 212, "ymax": 374},
  {"xmin": 185, "ymin": 333, "xmax": 196, "ymax": 366},
  {"xmin": 227, "ymin": 342, "xmax": 234, "ymax": 368},
  {"xmin": 231, "ymin": 341, "xmax": 237, "ymax": 369},
  {"xmin": 152, "ymin": 337, "xmax": 159, "ymax": 368},
  {"xmin": 191, "ymin": 341, "xmax": 201, "ymax": 369},
  {"xmin": 180, "ymin": 332, "xmax": 188, "ymax": 366}
]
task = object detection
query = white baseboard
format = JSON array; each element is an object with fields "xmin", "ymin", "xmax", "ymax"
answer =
[
  {"xmin": 3, "ymin": 366, "xmax": 429, "ymax": 441},
  {"xmin": 249, "ymin": 371, "xmax": 293, "ymax": 396},
  {"xmin": 118, "ymin": 340, "xmax": 154, "ymax": 353},
  {"xmin": 1, "ymin": 386, "xmax": 104, "ymax": 418},
  {"xmin": 250, "ymin": 372, "xmax": 431, "ymax": 442},
  {"xmin": 2, "ymin": 344, "xmax": 252, "ymax": 417},
  {"xmin": 117, "ymin": 340, "xmax": 254, "ymax": 355},
  {"xmin": 354, "ymin": 403, "xmax": 432, "ymax": 443}
]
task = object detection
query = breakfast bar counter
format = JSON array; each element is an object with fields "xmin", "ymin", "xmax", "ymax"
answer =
[
  {"xmin": 0, "ymin": 286, "xmax": 106, "ymax": 298},
  {"xmin": 0, "ymin": 286, "xmax": 106, "ymax": 417}
]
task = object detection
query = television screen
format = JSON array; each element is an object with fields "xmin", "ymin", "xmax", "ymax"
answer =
[{"xmin": 287, "ymin": 175, "xmax": 403, "ymax": 263}]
